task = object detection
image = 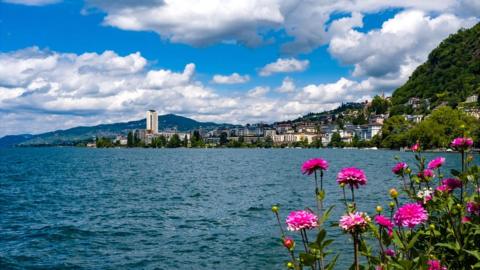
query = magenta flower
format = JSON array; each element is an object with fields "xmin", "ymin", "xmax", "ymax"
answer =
[
  {"xmin": 451, "ymin": 137, "xmax": 473, "ymax": 150},
  {"xmin": 301, "ymin": 158, "xmax": 329, "ymax": 175},
  {"xmin": 385, "ymin": 249, "xmax": 395, "ymax": 257},
  {"xmin": 393, "ymin": 203, "xmax": 428, "ymax": 228},
  {"xmin": 417, "ymin": 169, "xmax": 435, "ymax": 181},
  {"xmin": 337, "ymin": 167, "xmax": 367, "ymax": 189},
  {"xmin": 411, "ymin": 143, "xmax": 420, "ymax": 152},
  {"xmin": 286, "ymin": 210, "xmax": 318, "ymax": 231},
  {"xmin": 427, "ymin": 260, "xmax": 447, "ymax": 270},
  {"xmin": 437, "ymin": 178, "xmax": 462, "ymax": 193},
  {"xmin": 339, "ymin": 212, "xmax": 371, "ymax": 233},
  {"xmin": 427, "ymin": 157, "xmax": 445, "ymax": 170},
  {"xmin": 375, "ymin": 215, "xmax": 393, "ymax": 236},
  {"xmin": 392, "ymin": 162, "xmax": 408, "ymax": 175},
  {"xmin": 466, "ymin": 202, "xmax": 480, "ymax": 216},
  {"xmin": 462, "ymin": 216, "xmax": 472, "ymax": 223}
]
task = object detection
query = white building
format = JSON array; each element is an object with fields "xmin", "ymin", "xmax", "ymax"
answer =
[{"xmin": 146, "ymin": 110, "xmax": 158, "ymax": 134}]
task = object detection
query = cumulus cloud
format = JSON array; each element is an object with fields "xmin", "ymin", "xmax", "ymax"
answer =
[
  {"xmin": 2, "ymin": 0, "xmax": 60, "ymax": 5},
  {"xmin": 276, "ymin": 77, "xmax": 295, "ymax": 93},
  {"xmin": 259, "ymin": 58, "xmax": 309, "ymax": 76},
  {"xmin": 0, "ymin": 47, "xmax": 352, "ymax": 136},
  {"xmin": 212, "ymin": 73, "xmax": 250, "ymax": 84},
  {"xmin": 247, "ymin": 86, "xmax": 270, "ymax": 98}
]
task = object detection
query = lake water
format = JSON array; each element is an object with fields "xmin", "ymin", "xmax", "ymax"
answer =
[{"xmin": 0, "ymin": 148, "xmax": 466, "ymax": 269}]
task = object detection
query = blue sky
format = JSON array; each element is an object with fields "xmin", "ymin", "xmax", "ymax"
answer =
[{"xmin": 0, "ymin": 0, "xmax": 478, "ymax": 136}]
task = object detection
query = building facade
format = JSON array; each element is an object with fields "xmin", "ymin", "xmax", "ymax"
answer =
[{"xmin": 146, "ymin": 110, "xmax": 158, "ymax": 134}]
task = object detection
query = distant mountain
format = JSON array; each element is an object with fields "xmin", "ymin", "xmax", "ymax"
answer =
[
  {"xmin": 391, "ymin": 22, "xmax": 480, "ymax": 108},
  {"xmin": 0, "ymin": 114, "xmax": 236, "ymax": 148}
]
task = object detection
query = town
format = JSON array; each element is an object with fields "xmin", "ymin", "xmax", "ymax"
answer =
[{"xmin": 93, "ymin": 94, "xmax": 480, "ymax": 149}]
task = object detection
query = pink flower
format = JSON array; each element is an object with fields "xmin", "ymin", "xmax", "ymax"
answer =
[
  {"xmin": 427, "ymin": 260, "xmax": 447, "ymax": 270},
  {"xmin": 436, "ymin": 178, "xmax": 462, "ymax": 193},
  {"xmin": 394, "ymin": 203, "xmax": 428, "ymax": 228},
  {"xmin": 392, "ymin": 162, "xmax": 408, "ymax": 175},
  {"xmin": 451, "ymin": 137, "xmax": 473, "ymax": 150},
  {"xmin": 462, "ymin": 216, "xmax": 472, "ymax": 223},
  {"xmin": 417, "ymin": 169, "xmax": 435, "ymax": 181},
  {"xmin": 375, "ymin": 215, "xmax": 394, "ymax": 236},
  {"xmin": 466, "ymin": 202, "xmax": 480, "ymax": 216},
  {"xmin": 427, "ymin": 157, "xmax": 445, "ymax": 170},
  {"xmin": 339, "ymin": 212, "xmax": 371, "ymax": 233},
  {"xmin": 411, "ymin": 143, "xmax": 420, "ymax": 152},
  {"xmin": 286, "ymin": 210, "xmax": 318, "ymax": 231},
  {"xmin": 385, "ymin": 249, "xmax": 395, "ymax": 257},
  {"xmin": 301, "ymin": 158, "xmax": 329, "ymax": 175},
  {"xmin": 337, "ymin": 167, "xmax": 367, "ymax": 189}
]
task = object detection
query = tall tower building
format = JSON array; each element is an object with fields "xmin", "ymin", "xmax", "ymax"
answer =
[{"xmin": 146, "ymin": 110, "xmax": 158, "ymax": 134}]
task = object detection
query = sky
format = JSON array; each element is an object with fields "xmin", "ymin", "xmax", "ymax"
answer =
[{"xmin": 0, "ymin": 0, "xmax": 479, "ymax": 136}]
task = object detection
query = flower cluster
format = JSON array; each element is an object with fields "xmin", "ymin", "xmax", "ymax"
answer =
[
  {"xmin": 436, "ymin": 178, "xmax": 462, "ymax": 193},
  {"xmin": 417, "ymin": 187, "xmax": 434, "ymax": 204},
  {"xmin": 337, "ymin": 167, "xmax": 367, "ymax": 188},
  {"xmin": 301, "ymin": 158, "xmax": 328, "ymax": 175},
  {"xmin": 285, "ymin": 210, "xmax": 318, "ymax": 231},
  {"xmin": 339, "ymin": 212, "xmax": 371, "ymax": 233},
  {"xmin": 451, "ymin": 137, "xmax": 473, "ymax": 150},
  {"xmin": 466, "ymin": 201, "xmax": 480, "ymax": 216},
  {"xmin": 392, "ymin": 162, "xmax": 408, "ymax": 175},
  {"xmin": 427, "ymin": 157, "xmax": 445, "ymax": 170},
  {"xmin": 394, "ymin": 203, "xmax": 428, "ymax": 228}
]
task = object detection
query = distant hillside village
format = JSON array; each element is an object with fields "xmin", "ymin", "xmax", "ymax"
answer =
[{"xmin": 91, "ymin": 93, "xmax": 480, "ymax": 149}]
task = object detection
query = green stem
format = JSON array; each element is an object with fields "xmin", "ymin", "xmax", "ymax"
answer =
[{"xmin": 353, "ymin": 233, "xmax": 360, "ymax": 270}]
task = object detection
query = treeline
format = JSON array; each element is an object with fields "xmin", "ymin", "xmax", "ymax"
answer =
[{"xmin": 376, "ymin": 106, "xmax": 480, "ymax": 149}]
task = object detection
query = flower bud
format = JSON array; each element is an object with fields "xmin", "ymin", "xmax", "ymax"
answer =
[
  {"xmin": 429, "ymin": 224, "xmax": 435, "ymax": 231},
  {"xmin": 456, "ymin": 203, "xmax": 462, "ymax": 210},
  {"xmin": 405, "ymin": 168, "xmax": 412, "ymax": 174},
  {"xmin": 460, "ymin": 124, "xmax": 466, "ymax": 130},
  {"xmin": 467, "ymin": 155, "xmax": 474, "ymax": 162},
  {"xmin": 286, "ymin": 262, "xmax": 295, "ymax": 269},
  {"xmin": 283, "ymin": 237, "xmax": 295, "ymax": 250},
  {"xmin": 271, "ymin": 205, "xmax": 279, "ymax": 213},
  {"xmin": 340, "ymin": 183, "xmax": 345, "ymax": 188},
  {"xmin": 376, "ymin": 205, "xmax": 383, "ymax": 213},
  {"xmin": 389, "ymin": 202, "xmax": 395, "ymax": 209},
  {"xmin": 389, "ymin": 188, "xmax": 398, "ymax": 199}
]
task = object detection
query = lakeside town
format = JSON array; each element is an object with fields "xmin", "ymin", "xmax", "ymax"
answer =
[{"xmin": 91, "ymin": 94, "xmax": 480, "ymax": 149}]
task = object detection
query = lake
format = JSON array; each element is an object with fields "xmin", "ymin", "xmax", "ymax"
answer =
[{"xmin": 0, "ymin": 148, "xmax": 466, "ymax": 269}]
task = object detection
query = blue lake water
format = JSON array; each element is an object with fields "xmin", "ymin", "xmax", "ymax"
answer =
[{"xmin": 0, "ymin": 148, "xmax": 466, "ymax": 269}]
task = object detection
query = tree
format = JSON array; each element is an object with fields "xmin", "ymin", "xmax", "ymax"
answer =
[
  {"xmin": 190, "ymin": 130, "xmax": 205, "ymax": 148},
  {"xmin": 219, "ymin": 132, "xmax": 228, "ymax": 146},
  {"xmin": 329, "ymin": 132, "xmax": 343, "ymax": 147},
  {"xmin": 96, "ymin": 137, "xmax": 114, "ymax": 148},
  {"xmin": 264, "ymin": 136, "xmax": 274, "ymax": 148},
  {"xmin": 167, "ymin": 134, "xmax": 182, "ymax": 148},
  {"xmin": 369, "ymin": 95, "xmax": 390, "ymax": 114},
  {"xmin": 380, "ymin": 115, "xmax": 411, "ymax": 149},
  {"xmin": 183, "ymin": 135, "xmax": 188, "ymax": 147},
  {"xmin": 127, "ymin": 131, "xmax": 134, "ymax": 147}
]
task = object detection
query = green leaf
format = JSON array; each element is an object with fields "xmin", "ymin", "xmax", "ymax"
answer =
[
  {"xmin": 325, "ymin": 254, "xmax": 339, "ymax": 270},
  {"xmin": 316, "ymin": 229, "xmax": 326, "ymax": 245},
  {"xmin": 451, "ymin": 169, "xmax": 461, "ymax": 176},
  {"xmin": 406, "ymin": 231, "xmax": 420, "ymax": 250},
  {"xmin": 465, "ymin": 250, "xmax": 480, "ymax": 260},
  {"xmin": 436, "ymin": 242, "xmax": 461, "ymax": 253}
]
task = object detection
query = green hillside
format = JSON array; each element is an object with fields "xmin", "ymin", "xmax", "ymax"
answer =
[{"xmin": 391, "ymin": 22, "xmax": 480, "ymax": 111}]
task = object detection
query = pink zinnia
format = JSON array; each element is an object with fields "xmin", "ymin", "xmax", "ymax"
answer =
[
  {"xmin": 427, "ymin": 157, "xmax": 445, "ymax": 170},
  {"xmin": 427, "ymin": 260, "xmax": 447, "ymax": 270},
  {"xmin": 418, "ymin": 169, "xmax": 435, "ymax": 181},
  {"xmin": 393, "ymin": 203, "xmax": 428, "ymax": 228},
  {"xmin": 337, "ymin": 167, "xmax": 367, "ymax": 189},
  {"xmin": 301, "ymin": 158, "xmax": 329, "ymax": 175},
  {"xmin": 451, "ymin": 137, "xmax": 473, "ymax": 150},
  {"xmin": 466, "ymin": 202, "xmax": 480, "ymax": 216},
  {"xmin": 392, "ymin": 162, "xmax": 408, "ymax": 175},
  {"xmin": 462, "ymin": 216, "xmax": 472, "ymax": 223},
  {"xmin": 375, "ymin": 215, "xmax": 393, "ymax": 236},
  {"xmin": 286, "ymin": 210, "xmax": 318, "ymax": 231},
  {"xmin": 339, "ymin": 212, "xmax": 371, "ymax": 233}
]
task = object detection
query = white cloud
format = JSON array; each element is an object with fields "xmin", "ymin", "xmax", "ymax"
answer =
[
  {"xmin": 276, "ymin": 77, "xmax": 295, "ymax": 93},
  {"xmin": 212, "ymin": 73, "xmax": 250, "ymax": 84},
  {"xmin": 259, "ymin": 58, "xmax": 309, "ymax": 76},
  {"xmin": 86, "ymin": 0, "xmax": 284, "ymax": 47},
  {"xmin": 247, "ymin": 86, "xmax": 270, "ymax": 98},
  {"xmin": 2, "ymin": 0, "xmax": 60, "ymax": 6}
]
